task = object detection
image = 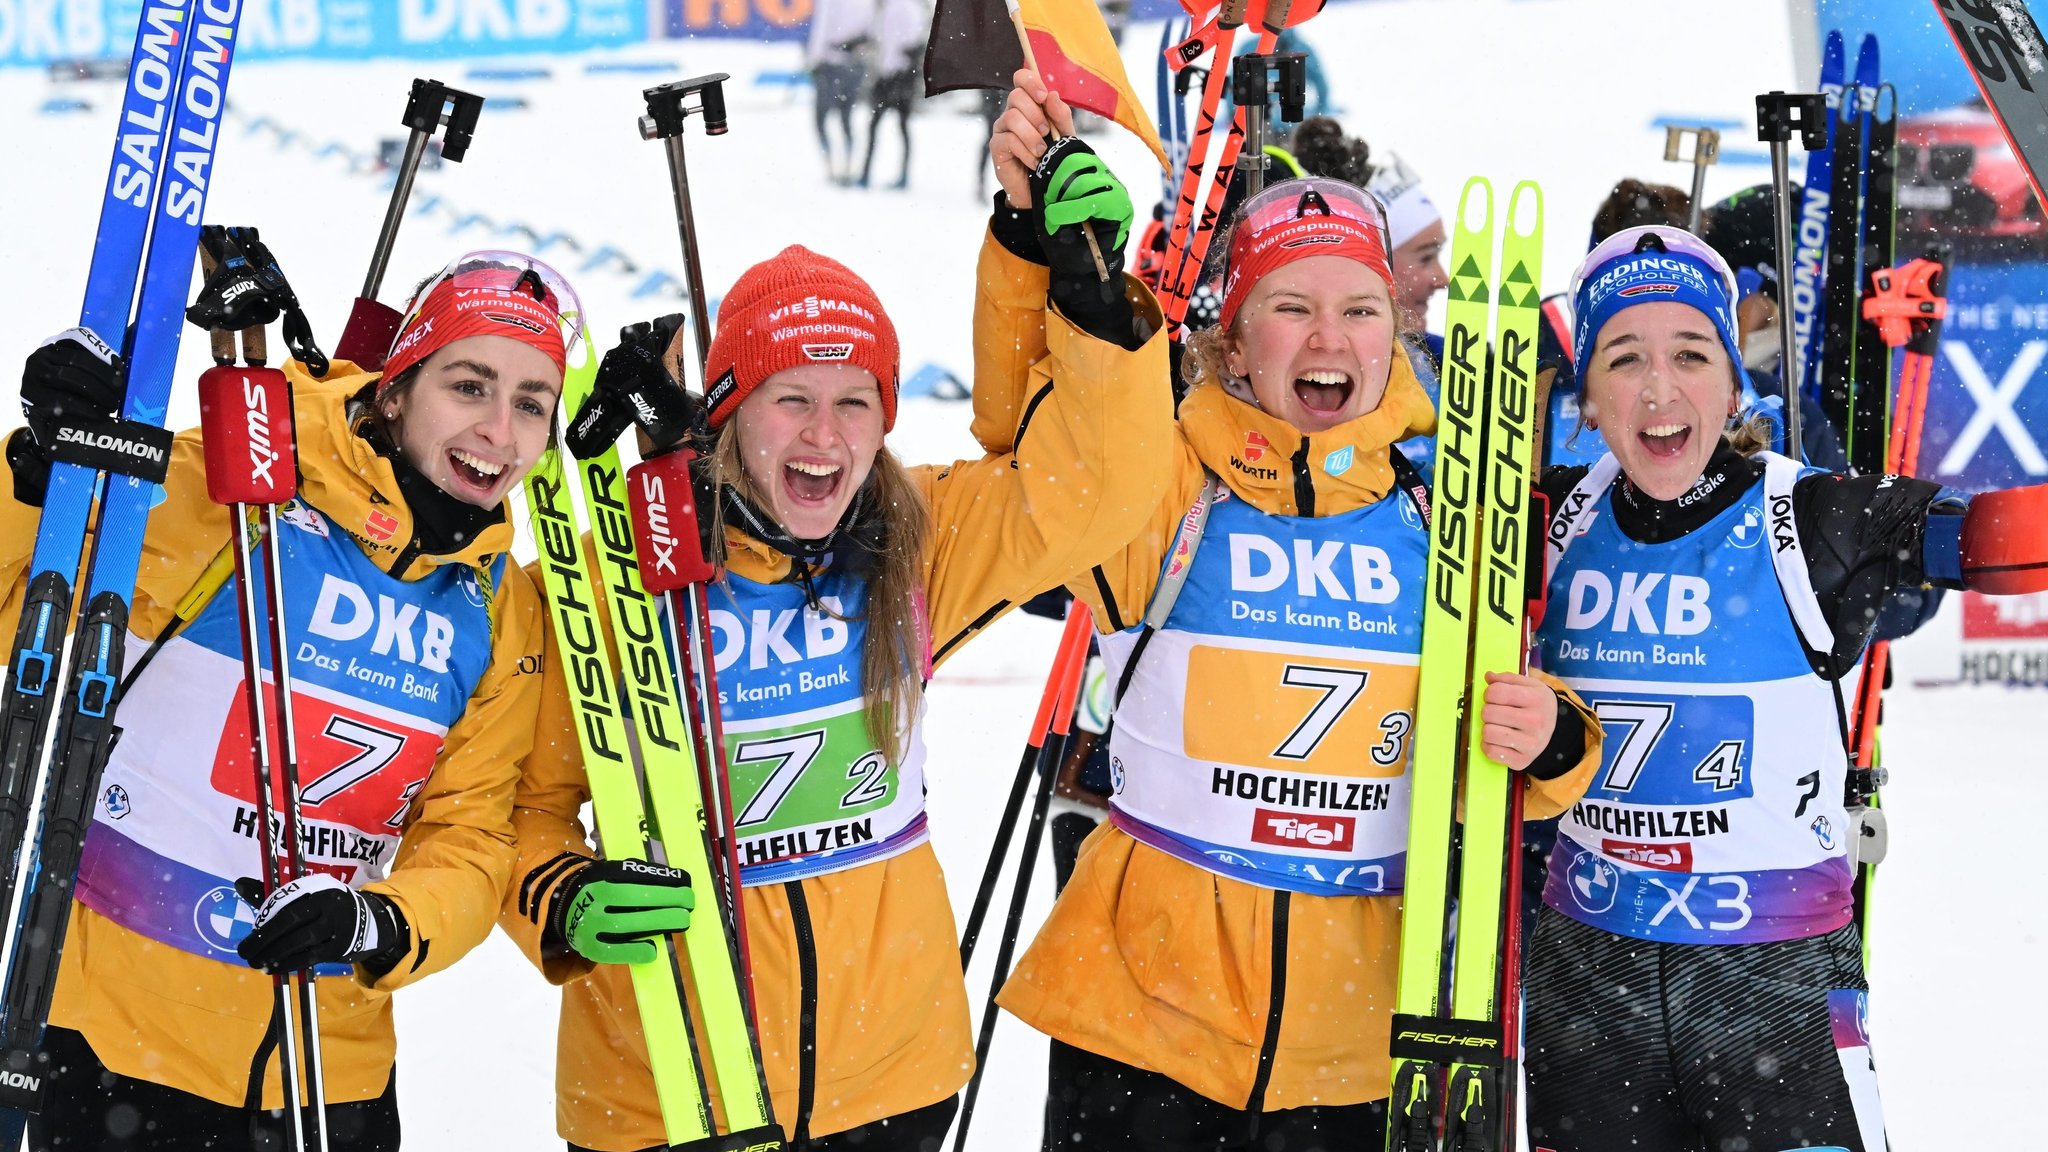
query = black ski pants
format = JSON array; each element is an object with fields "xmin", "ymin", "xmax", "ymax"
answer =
[
  {"xmin": 1043, "ymin": 1040, "xmax": 1386, "ymax": 1152},
  {"xmin": 1524, "ymin": 908, "xmax": 1886, "ymax": 1152},
  {"xmin": 27, "ymin": 1025, "xmax": 399, "ymax": 1152},
  {"xmin": 571, "ymin": 1094, "xmax": 957, "ymax": 1152}
]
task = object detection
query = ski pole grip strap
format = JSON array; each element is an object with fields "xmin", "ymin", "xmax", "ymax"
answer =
[
  {"xmin": 1388, "ymin": 1013, "xmax": 1506, "ymax": 1068},
  {"xmin": 197, "ymin": 364, "xmax": 297, "ymax": 505},
  {"xmin": 45, "ymin": 414, "xmax": 173, "ymax": 484}
]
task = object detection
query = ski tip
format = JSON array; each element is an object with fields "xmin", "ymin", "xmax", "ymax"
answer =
[
  {"xmin": 1507, "ymin": 180, "xmax": 1543, "ymax": 242},
  {"xmin": 1454, "ymin": 176, "xmax": 1493, "ymax": 238}
]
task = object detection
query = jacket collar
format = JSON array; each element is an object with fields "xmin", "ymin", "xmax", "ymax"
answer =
[{"xmin": 1177, "ymin": 345, "xmax": 1436, "ymax": 517}]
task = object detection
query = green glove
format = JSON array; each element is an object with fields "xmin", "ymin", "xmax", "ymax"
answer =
[
  {"xmin": 549, "ymin": 858, "xmax": 696, "ymax": 965},
  {"xmin": 1030, "ymin": 136, "xmax": 1134, "ymax": 272}
]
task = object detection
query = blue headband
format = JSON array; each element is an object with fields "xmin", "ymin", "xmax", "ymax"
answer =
[{"xmin": 1571, "ymin": 240, "xmax": 1752, "ymax": 399}]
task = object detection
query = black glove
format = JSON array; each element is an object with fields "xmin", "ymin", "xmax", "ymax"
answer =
[
  {"xmin": 235, "ymin": 874, "xmax": 410, "ymax": 976},
  {"xmin": 187, "ymin": 226, "xmax": 329, "ymax": 376},
  {"xmin": 543, "ymin": 858, "xmax": 697, "ymax": 965},
  {"xmin": 1028, "ymin": 137, "xmax": 1139, "ymax": 348},
  {"xmin": 567, "ymin": 315, "xmax": 703, "ymax": 459},
  {"xmin": 13, "ymin": 328, "xmax": 125, "ymax": 506}
]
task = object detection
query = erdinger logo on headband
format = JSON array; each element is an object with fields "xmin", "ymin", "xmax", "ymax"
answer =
[{"xmin": 1586, "ymin": 255, "xmax": 1711, "ymax": 303}]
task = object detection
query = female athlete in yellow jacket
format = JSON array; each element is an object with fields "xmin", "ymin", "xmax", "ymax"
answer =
[
  {"xmin": 498, "ymin": 179, "xmax": 1173, "ymax": 1147},
  {"xmin": 980, "ymin": 75, "xmax": 1603, "ymax": 1149},
  {"xmin": 0, "ymin": 251, "xmax": 578, "ymax": 1149}
]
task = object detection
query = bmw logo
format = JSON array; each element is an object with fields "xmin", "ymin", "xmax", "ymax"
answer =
[
  {"xmin": 194, "ymin": 886, "xmax": 258, "ymax": 952},
  {"xmin": 103, "ymin": 784, "xmax": 131, "ymax": 819},
  {"xmin": 1567, "ymin": 850, "xmax": 1619, "ymax": 914},
  {"xmin": 1728, "ymin": 506, "xmax": 1765, "ymax": 550}
]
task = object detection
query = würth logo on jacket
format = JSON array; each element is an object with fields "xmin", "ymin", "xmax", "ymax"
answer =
[
  {"xmin": 1244, "ymin": 430, "xmax": 1271, "ymax": 462},
  {"xmin": 364, "ymin": 509, "xmax": 400, "ymax": 543}
]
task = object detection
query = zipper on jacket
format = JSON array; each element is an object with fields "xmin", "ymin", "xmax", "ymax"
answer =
[
  {"xmin": 1242, "ymin": 889, "xmax": 1292, "ymax": 1138},
  {"xmin": 1289, "ymin": 438, "xmax": 1316, "ymax": 517},
  {"xmin": 786, "ymin": 880, "xmax": 821, "ymax": 1149},
  {"xmin": 386, "ymin": 537, "xmax": 422, "ymax": 577},
  {"xmin": 1010, "ymin": 381, "xmax": 1057, "ymax": 468}
]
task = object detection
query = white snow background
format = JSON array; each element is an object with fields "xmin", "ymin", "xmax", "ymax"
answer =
[{"xmin": 0, "ymin": 0, "xmax": 2036, "ymax": 1146}]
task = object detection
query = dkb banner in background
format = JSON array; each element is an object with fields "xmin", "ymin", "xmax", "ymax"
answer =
[{"xmin": 0, "ymin": 0, "xmax": 648, "ymax": 65}]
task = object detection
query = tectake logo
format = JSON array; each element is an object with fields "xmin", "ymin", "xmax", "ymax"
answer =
[{"xmin": 1250, "ymin": 808, "xmax": 1354, "ymax": 851}]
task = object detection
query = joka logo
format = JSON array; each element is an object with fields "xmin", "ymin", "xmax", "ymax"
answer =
[
  {"xmin": 1618, "ymin": 282, "xmax": 1680, "ymax": 297},
  {"xmin": 1728, "ymin": 504, "xmax": 1765, "ymax": 549},
  {"xmin": 364, "ymin": 509, "xmax": 400, "ymax": 543},
  {"xmin": 803, "ymin": 343, "xmax": 855, "ymax": 361},
  {"xmin": 1244, "ymin": 430, "xmax": 1272, "ymax": 462},
  {"xmin": 1324, "ymin": 445, "xmax": 1354, "ymax": 477},
  {"xmin": 1568, "ymin": 850, "xmax": 1619, "ymax": 914},
  {"xmin": 1251, "ymin": 808, "xmax": 1355, "ymax": 851},
  {"xmin": 1603, "ymin": 838, "xmax": 1691, "ymax": 871}
]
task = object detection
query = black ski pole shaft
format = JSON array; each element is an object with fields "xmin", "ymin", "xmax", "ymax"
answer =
[
  {"xmin": 640, "ymin": 74, "xmax": 730, "ymax": 378},
  {"xmin": 335, "ymin": 79, "xmax": 484, "ymax": 369},
  {"xmin": 1233, "ymin": 54, "xmax": 1272, "ymax": 200},
  {"xmin": 1756, "ymin": 91, "xmax": 1828, "ymax": 454},
  {"xmin": 959, "ymin": 603, "xmax": 1092, "ymax": 970},
  {"xmin": 950, "ymin": 606, "xmax": 1091, "ymax": 1152}
]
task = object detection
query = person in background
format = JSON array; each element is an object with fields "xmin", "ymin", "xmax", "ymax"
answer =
[
  {"xmin": 860, "ymin": 0, "xmax": 927, "ymax": 190},
  {"xmin": 1368, "ymin": 153, "xmax": 1447, "ymax": 357},
  {"xmin": 1588, "ymin": 176, "xmax": 1692, "ymax": 247},
  {"xmin": 806, "ymin": 0, "xmax": 873, "ymax": 185}
]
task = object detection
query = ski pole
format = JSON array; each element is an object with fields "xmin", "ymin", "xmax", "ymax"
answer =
[
  {"xmin": 194, "ymin": 235, "xmax": 327, "ymax": 1152},
  {"xmin": 1158, "ymin": 0, "xmax": 1251, "ymax": 319},
  {"xmin": 1755, "ymin": 92, "xmax": 1829, "ymax": 457},
  {"xmin": 638, "ymin": 74, "xmax": 761, "ymax": 1002},
  {"xmin": 334, "ymin": 79, "xmax": 485, "ymax": 370},
  {"xmin": 950, "ymin": 603, "xmax": 1092, "ymax": 1152},
  {"xmin": 1662, "ymin": 126, "xmax": 1720, "ymax": 233},
  {"xmin": 959, "ymin": 601, "xmax": 1094, "ymax": 970}
]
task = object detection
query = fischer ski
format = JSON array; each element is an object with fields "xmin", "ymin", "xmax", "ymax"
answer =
[
  {"xmin": 0, "ymin": 0, "xmax": 244, "ymax": 1109},
  {"xmin": 523, "ymin": 345, "xmax": 783, "ymax": 1151},
  {"xmin": 1387, "ymin": 177, "xmax": 1545, "ymax": 1152}
]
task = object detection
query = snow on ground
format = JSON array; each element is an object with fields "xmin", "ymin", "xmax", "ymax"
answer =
[{"xmin": 0, "ymin": 0, "xmax": 2036, "ymax": 1146}]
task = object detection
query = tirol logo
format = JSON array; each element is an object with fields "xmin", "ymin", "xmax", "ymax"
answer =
[
  {"xmin": 1251, "ymin": 808, "xmax": 1355, "ymax": 851},
  {"xmin": 1244, "ymin": 430, "xmax": 1272, "ymax": 462},
  {"xmin": 1324, "ymin": 445, "xmax": 1354, "ymax": 477},
  {"xmin": 194, "ymin": 885, "xmax": 257, "ymax": 952},
  {"xmin": 364, "ymin": 509, "xmax": 400, "ymax": 543},
  {"xmin": 1568, "ymin": 850, "xmax": 1619, "ymax": 914},
  {"xmin": 803, "ymin": 343, "xmax": 855, "ymax": 361},
  {"xmin": 1603, "ymin": 838, "xmax": 1691, "ymax": 871}
]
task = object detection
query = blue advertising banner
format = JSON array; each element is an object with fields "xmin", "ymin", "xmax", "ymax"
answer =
[
  {"xmin": 0, "ymin": 0, "xmax": 647, "ymax": 66},
  {"xmin": 657, "ymin": 0, "xmax": 1192, "ymax": 43}
]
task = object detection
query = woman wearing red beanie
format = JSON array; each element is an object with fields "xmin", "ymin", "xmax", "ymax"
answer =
[
  {"xmin": 973, "ymin": 75, "xmax": 1602, "ymax": 1150},
  {"xmin": 0, "ymin": 249, "xmax": 575, "ymax": 1149},
  {"xmin": 500, "ymin": 210, "xmax": 1176, "ymax": 1146}
]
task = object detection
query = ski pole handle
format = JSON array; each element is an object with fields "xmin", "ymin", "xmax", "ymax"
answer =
[
  {"xmin": 197, "ymin": 365, "xmax": 296, "ymax": 507},
  {"xmin": 628, "ymin": 447, "xmax": 718, "ymax": 591}
]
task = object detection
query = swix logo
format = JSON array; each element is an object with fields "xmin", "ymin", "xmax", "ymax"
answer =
[
  {"xmin": 1244, "ymin": 430, "xmax": 1271, "ymax": 462},
  {"xmin": 639, "ymin": 471, "xmax": 682, "ymax": 578},
  {"xmin": 241, "ymin": 375, "xmax": 280, "ymax": 489},
  {"xmin": 1251, "ymin": 808, "xmax": 1354, "ymax": 851},
  {"xmin": 307, "ymin": 574, "xmax": 456, "ymax": 673},
  {"xmin": 1562, "ymin": 570, "xmax": 1711, "ymax": 635},
  {"xmin": 709, "ymin": 598, "xmax": 851, "ymax": 672},
  {"xmin": 1603, "ymin": 839, "xmax": 1692, "ymax": 870},
  {"xmin": 1228, "ymin": 533, "xmax": 1401, "ymax": 603},
  {"xmin": 803, "ymin": 343, "xmax": 855, "ymax": 361},
  {"xmin": 364, "ymin": 509, "xmax": 400, "ymax": 542},
  {"xmin": 220, "ymin": 279, "xmax": 258, "ymax": 303},
  {"xmin": 631, "ymin": 393, "xmax": 660, "ymax": 424}
]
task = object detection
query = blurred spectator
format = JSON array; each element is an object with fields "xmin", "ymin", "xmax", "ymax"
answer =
[
  {"xmin": 1588, "ymin": 177, "xmax": 1690, "ymax": 247},
  {"xmin": 860, "ymin": 0, "xmax": 927, "ymax": 190},
  {"xmin": 807, "ymin": 0, "xmax": 874, "ymax": 185}
]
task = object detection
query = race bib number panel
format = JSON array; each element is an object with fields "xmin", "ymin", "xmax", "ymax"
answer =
[
  {"xmin": 208, "ymin": 681, "xmax": 441, "ymax": 834},
  {"xmin": 727, "ymin": 709, "xmax": 895, "ymax": 837},
  {"xmin": 1182, "ymin": 645, "xmax": 1416, "ymax": 776},
  {"xmin": 1585, "ymin": 691, "xmax": 1756, "ymax": 805}
]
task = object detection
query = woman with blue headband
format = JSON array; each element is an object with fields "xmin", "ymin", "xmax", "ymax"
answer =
[{"xmin": 1523, "ymin": 224, "xmax": 2048, "ymax": 1150}]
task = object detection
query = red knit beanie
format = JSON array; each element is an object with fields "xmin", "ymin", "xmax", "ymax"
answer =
[{"xmin": 703, "ymin": 246, "xmax": 900, "ymax": 431}]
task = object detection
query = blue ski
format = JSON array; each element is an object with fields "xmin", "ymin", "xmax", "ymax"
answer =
[
  {"xmin": 0, "ymin": 0, "xmax": 246, "ymax": 1111},
  {"xmin": 1790, "ymin": 29, "xmax": 1844, "ymax": 410}
]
